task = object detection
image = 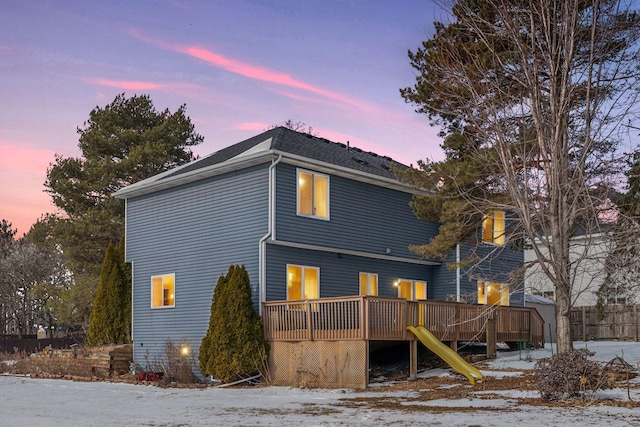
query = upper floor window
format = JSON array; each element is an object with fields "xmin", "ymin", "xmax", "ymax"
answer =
[
  {"xmin": 287, "ymin": 264, "xmax": 319, "ymax": 300},
  {"xmin": 297, "ymin": 169, "xmax": 329, "ymax": 219},
  {"xmin": 478, "ymin": 281, "xmax": 509, "ymax": 306},
  {"xmin": 359, "ymin": 272, "xmax": 378, "ymax": 296},
  {"xmin": 151, "ymin": 274, "xmax": 175, "ymax": 308},
  {"xmin": 482, "ymin": 211, "xmax": 505, "ymax": 245}
]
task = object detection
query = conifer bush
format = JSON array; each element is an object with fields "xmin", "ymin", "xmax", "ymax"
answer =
[
  {"xmin": 199, "ymin": 265, "xmax": 269, "ymax": 383},
  {"xmin": 87, "ymin": 239, "xmax": 131, "ymax": 345}
]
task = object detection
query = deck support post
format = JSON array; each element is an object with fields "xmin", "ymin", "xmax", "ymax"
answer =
[
  {"xmin": 449, "ymin": 341, "xmax": 457, "ymax": 352},
  {"xmin": 409, "ymin": 340, "xmax": 418, "ymax": 379},
  {"xmin": 486, "ymin": 317, "xmax": 497, "ymax": 359}
]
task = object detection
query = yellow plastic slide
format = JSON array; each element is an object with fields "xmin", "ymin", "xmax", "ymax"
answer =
[{"xmin": 407, "ymin": 325, "xmax": 483, "ymax": 384}]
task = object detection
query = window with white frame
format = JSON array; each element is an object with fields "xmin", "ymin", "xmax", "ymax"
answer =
[
  {"xmin": 297, "ymin": 169, "xmax": 329, "ymax": 219},
  {"xmin": 287, "ymin": 265, "xmax": 319, "ymax": 300},
  {"xmin": 151, "ymin": 274, "xmax": 175, "ymax": 308},
  {"xmin": 477, "ymin": 281, "xmax": 509, "ymax": 306},
  {"xmin": 359, "ymin": 272, "xmax": 378, "ymax": 296},
  {"xmin": 482, "ymin": 211, "xmax": 505, "ymax": 245},
  {"xmin": 396, "ymin": 279, "xmax": 427, "ymax": 301}
]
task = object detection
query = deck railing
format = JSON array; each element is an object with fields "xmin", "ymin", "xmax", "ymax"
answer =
[{"xmin": 263, "ymin": 296, "xmax": 544, "ymax": 346}]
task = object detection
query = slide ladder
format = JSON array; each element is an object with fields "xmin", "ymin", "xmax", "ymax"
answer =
[{"xmin": 407, "ymin": 325, "xmax": 483, "ymax": 384}]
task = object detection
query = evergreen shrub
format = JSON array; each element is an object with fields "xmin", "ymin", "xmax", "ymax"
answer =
[{"xmin": 199, "ymin": 265, "xmax": 269, "ymax": 383}]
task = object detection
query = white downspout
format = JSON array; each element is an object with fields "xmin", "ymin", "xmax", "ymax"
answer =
[
  {"xmin": 259, "ymin": 154, "xmax": 282, "ymax": 315},
  {"xmin": 456, "ymin": 243, "xmax": 461, "ymax": 302}
]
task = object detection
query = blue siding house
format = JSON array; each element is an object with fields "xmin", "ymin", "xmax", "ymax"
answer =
[{"xmin": 114, "ymin": 127, "xmax": 529, "ymax": 385}]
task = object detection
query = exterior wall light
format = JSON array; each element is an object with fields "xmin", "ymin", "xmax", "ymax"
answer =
[{"xmin": 180, "ymin": 344, "xmax": 190, "ymax": 356}]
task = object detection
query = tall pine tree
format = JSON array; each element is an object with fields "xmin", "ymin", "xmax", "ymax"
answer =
[{"xmin": 41, "ymin": 93, "xmax": 203, "ymax": 331}]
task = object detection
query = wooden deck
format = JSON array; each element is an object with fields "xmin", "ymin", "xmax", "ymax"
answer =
[{"xmin": 263, "ymin": 296, "xmax": 545, "ymax": 347}]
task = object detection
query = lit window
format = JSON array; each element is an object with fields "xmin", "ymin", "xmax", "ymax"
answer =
[
  {"xmin": 297, "ymin": 169, "xmax": 329, "ymax": 219},
  {"xmin": 477, "ymin": 281, "xmax": 509, "ymax": 306},
  {"xmin": 396, "ymin": 279, "xmax": 427, "ymax": 301},
  {"xmin": 482, "ymin": 211, "xmax": 505, "ymax": 244},
  {"xmin": 151, "ymin": 274, "xmax": 175, "ymax": 308},
  {"xmin": 359, "ymin": 273, "xmax": 378, "ymax": 296},
  {"xmin": 287, "ymin": 265, "xmax": 319, "ymax": 300}
]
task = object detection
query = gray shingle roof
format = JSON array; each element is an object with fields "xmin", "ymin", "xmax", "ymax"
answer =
[{"xmin": 165, "ymin": 127, "xmax": 406, "ymax": 180}]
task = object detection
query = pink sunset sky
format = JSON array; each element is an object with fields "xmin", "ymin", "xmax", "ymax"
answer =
[{"xmin": 0, "ymin": 1, "xmax": 452, "ymax": 236}]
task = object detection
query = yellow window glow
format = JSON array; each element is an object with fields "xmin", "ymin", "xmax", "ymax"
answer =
[
  {"xmin": 152, "ymin": 277, "xmax": 163, "ymax": 307},
  {"xmin": 303, "ymin": 268, "xmax": 318, "ymax": 299},
  {"xmin": 287, "ymin": 265, "xmax": 319, "ymax": 301},
  {"xmin": 500, "ymin": 284, "xmax": 510, "ymax": 306},
  {"xmin": 398, "ymin": 279, "xmax": 427, "ymax": 300},
  {"xmin": 370, "ymin": 274, "xmax": 378, "ymax": 296},
  {"xmin": 359, "ymin": 273, "xmax": 378, "ymax": 296},
  {"xmin": 486, "ymin": 282, "xmax": 499, "ymax": 305},
  {"xmin": 151, "ymin": 274, "xmax": 175, "ymax": 308},
  {"xmin": 287, "ymin": 265, "xmax": 303, "ymax": 300},
  {"xmin": 298, "ymin": 172, "xmax": 313, "ymax": 215},
  {"xmin": 297, "ymin": 169, "xmax": 328, "ymax": 218},
  {"xmin": 493, "ymin": 211, "xmax": 505, "ymax": 245},
  {"xmin": 359, "ymin": 273, "xmax": 368, "ymax": 295},
  {"xmin": 313, "ymin": 175, "xmax": 328, "ymax": 217},
  {"xmin": 483, "ymin": 211, "xmax": 505, "ymax": 244},
  {"xmin": 415, "ymin": 281, "xmax": 427, "ymax": 300},
  {"xmin": 478, "ymin": 281, "xmax": 486, "ymax": 304},
  {"xmin": 482, "ymin": 216, "xmax": 493, "ymax": 242},
  {"xmin": 398, "ymin": 280, "xmax": 412, "ymax": 300}
]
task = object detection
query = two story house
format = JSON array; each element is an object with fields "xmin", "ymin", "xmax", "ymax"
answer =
[{"xmin": 114, "ymin": 127, "xmax": 534, "ymax": 387}]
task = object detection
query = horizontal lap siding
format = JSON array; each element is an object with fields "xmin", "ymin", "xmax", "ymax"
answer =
[
  {"xmin": 125, "ymin": 165, "xmax": 269, "ymax": 367},
  {"xmin": 265, "ymin": 244, "xmax": 433, "ymax": 301},
  {"xmin": 431, "ymin": 240, "xmax": 525, "ymax": 306},
  {"xmin": 275, "ymin": 164, "xmax": 438, "ymax": 260}
]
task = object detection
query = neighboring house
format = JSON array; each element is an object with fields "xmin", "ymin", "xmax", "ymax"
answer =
[
  {"xmin": 524, "ymin": 231, "xmax": 612, "ymax": 307},
  {"xmin": 113, "ymin": 127, "xmax": 528, "ymax": 383}
]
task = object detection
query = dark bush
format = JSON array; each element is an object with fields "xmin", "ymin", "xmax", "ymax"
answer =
[
  {"xmin": 198, "ymin": 265, "xmax": 269, "ymax": 383},
  {"xmin": 87, "ymin": 239, "xmax": 131, "ymax": 346},
  {"xmin": 533, "ymin": 348, "xmax": 611, "ymax": 401}
]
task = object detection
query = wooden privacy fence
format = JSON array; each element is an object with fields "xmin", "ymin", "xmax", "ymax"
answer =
[
  {"xmin": 571, "ymin": 305, "xmax": 640, "ymax": 341},
  {"xmin": 263, "ymin": 296, "xmax": 544, "ymax": 346}
]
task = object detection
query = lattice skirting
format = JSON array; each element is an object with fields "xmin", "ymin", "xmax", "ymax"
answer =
[{"xmin": 268, "ymin": 340, "xmax": 368, "ymax": 389}]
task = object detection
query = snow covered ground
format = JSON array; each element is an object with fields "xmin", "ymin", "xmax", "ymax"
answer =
[{"xmin": 2, "ymin": 341, "xmax": 640, "ymax": 426}]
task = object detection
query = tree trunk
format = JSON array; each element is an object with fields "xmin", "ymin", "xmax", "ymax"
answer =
[{"xmin": 554, "ymin": 284, "xmax": 573, "ymax": 353}]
